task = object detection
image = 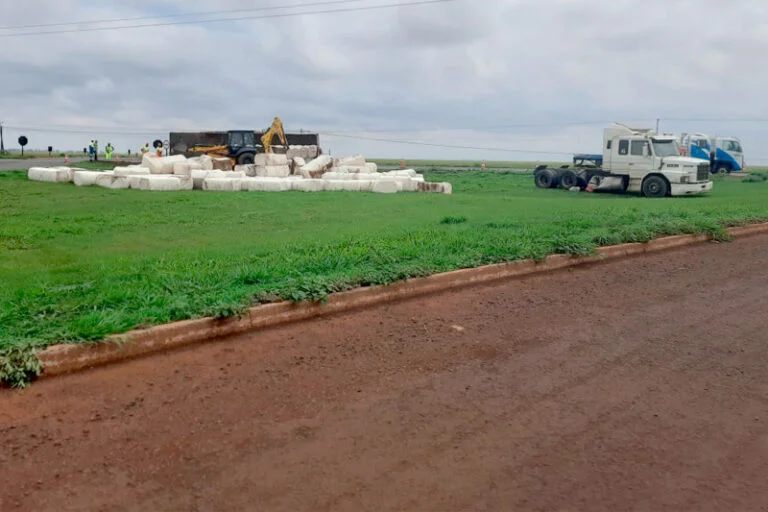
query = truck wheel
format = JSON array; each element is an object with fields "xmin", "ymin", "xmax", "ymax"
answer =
[
  {"xmin": 560, "ymin": 171, "xmax": 578, "ymax": 189},
  {"xmin": 238, "ymin": 153, "xmax": 255, "ymax": 165},
  {"xmin": 713, "ymin": 164, "xmax": 729, "ymax": 174},
  {"xmin": 642, "ymin": 176, "xmax": 669, "ymax": 197},
  {"xmin": 535, "ymin": 169, "xmax": 556, "ymax": 188}
]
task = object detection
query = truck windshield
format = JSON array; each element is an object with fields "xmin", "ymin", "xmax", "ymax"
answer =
[
  {"xmin": 652, "ymin": 140, "xmax": 679, "ymax": 157},
  {"xmin": 723, "ymin": 140, "xmax": 742, "ymax": 152}
]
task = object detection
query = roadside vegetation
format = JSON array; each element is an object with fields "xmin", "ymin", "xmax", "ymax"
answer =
[{"xmin": 2, "ymin": 165, "xmax": 768, "ymax": 385}]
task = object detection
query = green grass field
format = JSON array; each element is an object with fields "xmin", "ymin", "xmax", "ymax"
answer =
[{"xmin": 1, "ymin": 167, "xmax": 767, "ymax": 358}]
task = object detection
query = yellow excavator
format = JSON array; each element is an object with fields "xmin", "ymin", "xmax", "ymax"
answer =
[{"xmin": 186, "ymin": 117, "xmax": 288, "ymax": 165}]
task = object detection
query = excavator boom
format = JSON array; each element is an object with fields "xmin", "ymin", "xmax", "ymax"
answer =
[{"xmin": 260, "ymin": 117, "xmax": 287, "ymax": 154}]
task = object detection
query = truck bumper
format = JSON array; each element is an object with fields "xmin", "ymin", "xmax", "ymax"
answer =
[{"xmin": 670, "ymin": 181, "xmax": 713, "ymax": 196}]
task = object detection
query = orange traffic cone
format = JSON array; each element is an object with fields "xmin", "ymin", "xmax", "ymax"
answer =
[
  {"xmin": 481, "ymin": 159, "xmax": 486, "ymax": 170},
  {"xmin": 400, "ymin": 159, "xmax": 405, "ymax": 169},
  {"xmin": 63, "ymin": 155, "xmax": 69, "ymax": 164}
]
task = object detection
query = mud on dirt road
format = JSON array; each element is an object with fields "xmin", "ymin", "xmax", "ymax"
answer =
[{"xmin": 3, "ymin": 235, "xmax": 768, "ymax": 511}]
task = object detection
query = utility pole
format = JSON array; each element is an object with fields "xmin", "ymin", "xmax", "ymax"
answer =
[
  {"xmin": 0, "ymin": 121, "xmax": 5, "ymax": 154},
  {"xmin": 656, "ymin": 118, "xmax": 660, "ymax": 134}
]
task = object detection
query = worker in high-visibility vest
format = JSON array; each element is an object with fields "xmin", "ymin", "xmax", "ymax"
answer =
[
  {"xmin": 105, "ymin": 143, "xmax": 114, "ymax": 160},
  {"xmin": 155, "ymin": 143, "xmax": 163, "ymax": 157},
  {"xmin": 88, "ymin": 140, "xmax": 95, "ymax": 162},
  {"xmin": 93, "ymin": 140, "xmax": 99, "ymax": 162},
  {"xmin": 141, "ymin": 142, "xmax": 150, "ymax": 155}
]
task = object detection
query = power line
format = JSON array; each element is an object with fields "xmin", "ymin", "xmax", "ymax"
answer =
[
  {"xmin": 0, "ymin": 0, "xmax": 372, "ymax": 30},
  {"xmin": 321, "ymin": 131, "xmax": 576, "ymax": 156},
  {"xmin": 0, "ymin": 0, "xmax": 454, "ymax": 38}
]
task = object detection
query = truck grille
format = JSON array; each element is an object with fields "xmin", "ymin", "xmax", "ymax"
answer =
[{"xmin": 697, "ymin": 163, "xmax": 710, "ymax": 181}]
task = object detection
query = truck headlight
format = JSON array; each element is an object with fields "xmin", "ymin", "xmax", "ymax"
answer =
[{"xmin": 680, "ymin": 176, "xmax": 689, "ymax": 183}]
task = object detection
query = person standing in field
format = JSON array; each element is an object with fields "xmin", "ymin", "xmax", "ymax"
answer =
[
  {"xmin": 141, "ymin": 142, "xmax": 150, "ymax": 155},
  {"xmin": 105, "ymin": 142, "xmax": 114, "ymax": 160},
  {"xmin": 88, "ymin": 140, "xmax": 95, "ymax": 162},
  {"xmin": 93, "ymin": 140, "xmax": 99, "ymax": 162}
]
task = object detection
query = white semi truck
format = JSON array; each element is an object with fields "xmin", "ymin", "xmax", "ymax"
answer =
[{"xmin": 534, "ymin": 124, "xmax": 713, "ymax": 197}]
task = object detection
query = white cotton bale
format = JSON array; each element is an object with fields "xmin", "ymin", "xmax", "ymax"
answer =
[
  {"xmin": 202, "ymin": 178, "xmax": 242, "ymax": 191},
  {"xmin": 321, "ymin": 172, "xmax": 351, "ymax": 181},
  {"xmin": 198, "ymin": 155, "xmax": 214, "ymax": 171},
  {"xmin": 335, "ymin": 154, "xmax": 366, "ymax": 167},
  {"xmin": 141, "ymin": 154, "xmax": 186, "ymax": 174},
  {"xmin": 357, "ymin": 180, "xmax": 374, "ymax": 192},
  {"xmin": 113, "ymin": 167, "xmax": 151, "ymax": 177},
  {"xmin": 95, "ymin": 175, "xmax": 130, "ymax": 189},
  {"xmin": 173, "ymin": 162, "xmax": 195, "ymax": 176},
  {"xmin": 300, "ymin": 154, "xmax": 333, "ymax": 174},
  {"xmin": 73, "ymin": 171, "xmax": 102, "ymax": 186},
  {"xmin": 212, "ymin": 157, "xmax": 233, "ymax": 171},
  {"xmin": 384, "ymin": 169, "xmax": 417, "ymax": 177},
  {"xmin": 242, "ymin": 178, "xmax": 291, "ymax": 192},
  {"xmin": 28, "ymin": 167, "xmax": 72, "ymax": 183},
  {"xmin": 250, "ymin": 165, "xmax": 290, "ymax": 178},
  {"xmin": 253, "ymin": 153, "xmax": 288, "ymax": 166},
  {"xmin": 128, "ymin": 176, "xmax": 143, "ymax": 189},
  {"xmin": 191, "ymin": 170, "xmax": 227, "ymax": 189},
  {"xmin": 371, "ymin": 180, "xmax": 399, "ymax": 194},
  {"xmin": 291, "ymin": 179, "xmax": 325, "ymax": 192},
  {"xmin": 400, "ymin": 178, "xmax": 420, "ymax": 192},
  {"xmin": 139, "ymin": 176, "xmax": 188, "ymax": 191}
]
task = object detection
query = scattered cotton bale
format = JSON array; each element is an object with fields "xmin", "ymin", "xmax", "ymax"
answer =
[
  {"xmin": 384, "ymin": 169, "xmax": 417, "ymax": 177},
  {"xmin": 299, "ymin": 154, "xmax": 333, "ymax": 179},
  {"xmin": 28, "ymin": 167, "xmax": 72, "ymax": 183},
  {"xmin": 173, "ymin": 162, "xmax": 199, "ymax": 176},
  {"xmin": 357, "ymin": 179, "xmax": 374, "ymax": 192},
  {"xmin": 400, "ymin": 178, "xmax": 420, "ymax": 192},
  {"xmin": 242, "ymin": 178, "xmax": 291, "ymax": 192},
  {"xmin": 253, "ymin": 153, "xmax": 288, "ymax": 166},
  {"xmin": 191, "ymin": 170, "xmax": 228, "ymax": 189},
  {"xmin": 212, "ymin": 158, "xmax": 233, "ymax": 171},
  {"xmin": 417, "ymin": 181, "xmax": 452, "ymax": 194},
  {"xmin": 73, "ymin": 171, "xmax": 102, "ymax": 186},
  {"xmin": 290, "ymin": 157, "xmax": 306, "ymax": 175},
  {"xmin": 371, "ymin": 180, "xmax": 399, "ymax": 194},
  {"xmin": 135, "ymin": 176, "xmax": 188, "ymax": 191},
  {"xmin": 291, "ymin": 179, "xmax": 325, "ymax": 192},
  {"xmin": 113, "ymin": 167, "xmax": 151, "ymax": 177},
  {"xmin": 95, "ymin": 175, "xmax": 130, "ymax": 190},
  {"xmin": 199, "ymin": 155, "xmax": 214, "ymax": 171},
  {"xmin": 246, "ymin": 165, "xmax": 290, "ymax": 178},
  {"xmin": 335, "ymin": 154, "xmax": 366, "ymax": 167},
  {"xmin": 321, "ymin": 172, "xmax": 351, "ymax": 181},
  {"xmin": 202, "ymin": 178, "xmax": 242, "ymax": 191},
  {"xmin": 128, "ymin": 176, "xmax": 144, "ymax": 189}
]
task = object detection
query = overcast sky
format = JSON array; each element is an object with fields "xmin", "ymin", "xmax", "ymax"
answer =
[{"xmin": 1, "ymin": 0, "xmax": 768, "ymax": 162}]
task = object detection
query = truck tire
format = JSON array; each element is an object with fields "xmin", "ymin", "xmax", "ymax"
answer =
[
  {"xmin": 237, "ymin": 153, "xmax": 255, "ymax": 165},
  {"xmin": 713, "ymin": 164, "xmax": 729, "ymax": 174},
  {"xmin": 535, "ymin": 169, "xmax": 556, "ymax": 188},
  {"xmin": 642, "ymin": 175, "xmax": 669, "ymax": 198},
  {"xmin": 559, "ymin": 171, "xmax": 578, "ymax": 189}
]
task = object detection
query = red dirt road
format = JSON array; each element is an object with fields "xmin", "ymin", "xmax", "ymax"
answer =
[{"xmin": 4, "ymin": 235, "xmax": 768, "ymax": 511}]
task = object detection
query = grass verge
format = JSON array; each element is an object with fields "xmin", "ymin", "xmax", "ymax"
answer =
[{"xmin": 2, "ymin": 168, "xmax": 767, "ymax": 364}]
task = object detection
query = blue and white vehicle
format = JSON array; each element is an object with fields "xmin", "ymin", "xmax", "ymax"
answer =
[{"xmin": 680, "ymin": 133, "xmax": 745, "ymax": 174}]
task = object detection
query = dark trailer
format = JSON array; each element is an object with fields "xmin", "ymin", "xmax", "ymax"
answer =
[{"xmin": 169, "ymin": 131, "xmax": 320, "ymax": 157}]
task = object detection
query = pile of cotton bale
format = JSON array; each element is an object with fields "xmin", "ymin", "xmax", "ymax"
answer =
[
  {"xmin": 26, "ymin": 152, "xmax": 452, "ymax": 195},
  {"xmin": 236, "ymin": 153, "xmax": 291, "ymax": 178}
]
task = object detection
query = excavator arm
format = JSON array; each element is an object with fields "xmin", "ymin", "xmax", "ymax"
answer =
[{"xmin": 260, "ymin": 117, "xmax": 287, "ymax": 153}]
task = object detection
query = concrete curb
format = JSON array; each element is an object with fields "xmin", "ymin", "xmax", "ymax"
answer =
[{"xmin": 37, "ymin": 223, "xmax": 768, "ymax": 378}]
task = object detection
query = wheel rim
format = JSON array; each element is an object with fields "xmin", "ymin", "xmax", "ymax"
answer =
[{"xmin": 647, "ymin": 180, "xmax": 663, "ymax": 196}]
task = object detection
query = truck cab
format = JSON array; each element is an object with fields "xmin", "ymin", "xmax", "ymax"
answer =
[
  {"xmin": 680, "ymin": 133, "xmax": 745, "ymax": 174},
  {"xmin": 602, "ymin": 124, "xmax": 712, "ymax": 197}
]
